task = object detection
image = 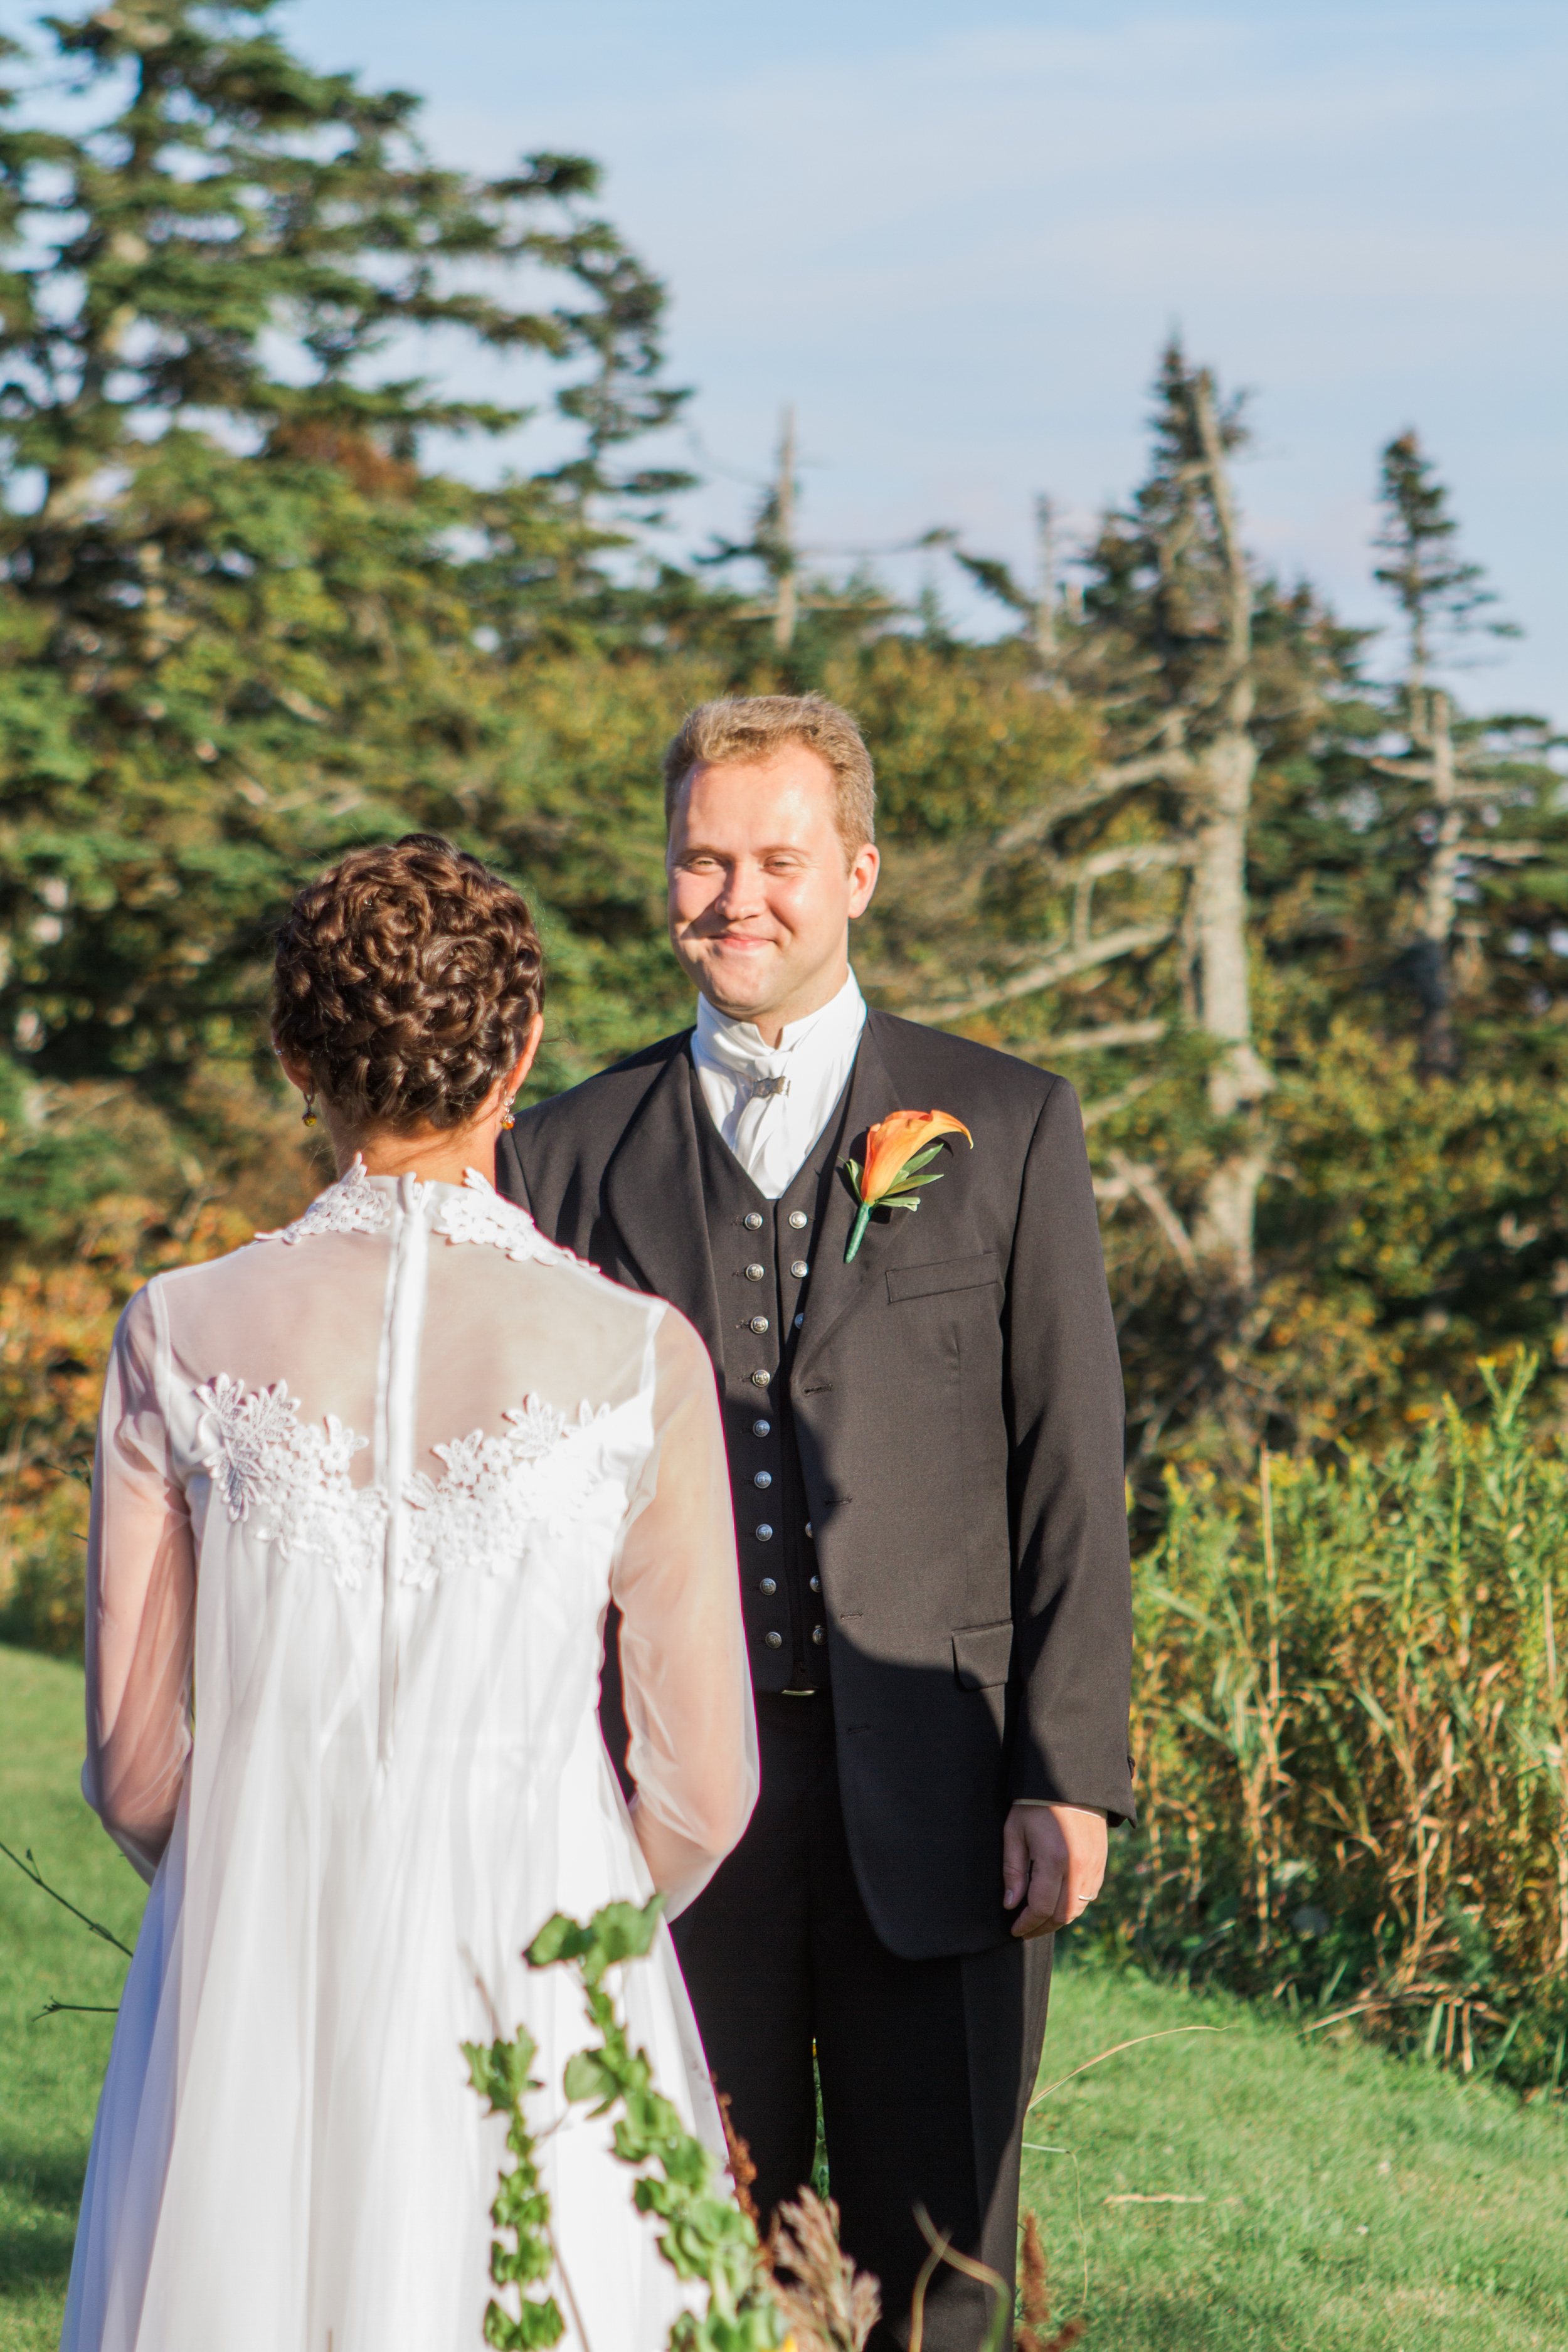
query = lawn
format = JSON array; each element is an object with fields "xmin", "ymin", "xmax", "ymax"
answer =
[
  {"xmin": 1029, "ymin": 1968, "xmax": 1568, "ymax": 2350},
  {"xmin": 3, "ymin": 1645, "xmax": 1566, "ymax": 2352},
  {"xmin": 0, "ymin": 1649, "xmax": 142, "ymax": 2352}
]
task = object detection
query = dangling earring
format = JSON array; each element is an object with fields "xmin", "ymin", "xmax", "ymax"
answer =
[
  {"xmin": 301, "ymin": 1091, "xmax": 318, "ymax": 1129},
  {"xmin": 499, "ymin": 1090, "xmax": 516, "ymax": 1131}
]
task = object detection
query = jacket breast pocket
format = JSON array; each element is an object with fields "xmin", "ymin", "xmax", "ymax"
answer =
[
  {"xmin": 886, "ymin": 1250, "xmax": 1000, "ymax": 1305},
  {"xmin": 951, "ymin": 1618, "xmax": 1014, "ymax": 1691}
]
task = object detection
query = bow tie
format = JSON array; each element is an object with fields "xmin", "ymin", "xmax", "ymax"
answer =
[{"xmin": 737, "ymin": 1073, "xmax": 792, "ymax": 1105}]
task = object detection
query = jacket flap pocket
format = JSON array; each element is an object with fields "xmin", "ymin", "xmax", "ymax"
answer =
[
  {"xmin": 952, "ymin": 1619, "xmax": 1014, "ymax": 1691},
  {"xmin": 887, "ymin": 1250, "xmax": 1000, "ymax": 1305}
]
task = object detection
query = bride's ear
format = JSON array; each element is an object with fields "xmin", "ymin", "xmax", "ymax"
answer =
[
  {"xmin": 273, "ymin": 1040, "xmax": 316, "ymax": 1097},
  {"xmin": 508, "ymin": 1014, "xmax": 544, "ymax": 1095}
]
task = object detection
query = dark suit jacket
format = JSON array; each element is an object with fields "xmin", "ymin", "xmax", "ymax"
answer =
[{"xmin": 499, "ymin": 1007, "xmax": 1135, "ymax": 1958}]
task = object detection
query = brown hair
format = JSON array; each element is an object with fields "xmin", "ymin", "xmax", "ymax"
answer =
[
  {"xmin": 272, "ymin": 834, "xmax": 543, "ymax": 1134},
  {"xmin": 661, "ymin": 694, "xmax": 876, "ymax": 861}
]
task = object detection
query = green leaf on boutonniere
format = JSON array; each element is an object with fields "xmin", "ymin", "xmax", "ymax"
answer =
[{"xmin": 841, "ymin": 1108, "xmax": 975, "ymax": 1260}]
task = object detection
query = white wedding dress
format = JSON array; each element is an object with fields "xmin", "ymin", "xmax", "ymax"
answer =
[{"xmin": 63, "ymin": 1160, "xmax": 758, "ymax": 2352}]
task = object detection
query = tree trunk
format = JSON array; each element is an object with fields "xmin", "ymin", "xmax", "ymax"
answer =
[
  {"xmin": 1414, "ymin": 690, "xmax": 1463, "ymax": 1078},
  {"xmin": 1184, "ymin": 373, "xmax": 1270, "ymax": 1292},
  {"xmin": 1032, "ymin": 493, "xmax": 1063, "ymax": 691},
  {"xmin": 1187, "ymin": 729, "xmax": 1269, "ymax": 1287},
  {"xmin": 771, "ymin": 406, "xmax": 798, "ymax": 653}
]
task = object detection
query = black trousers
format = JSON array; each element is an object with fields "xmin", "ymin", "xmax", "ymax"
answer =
[{"xmin": 672, "ymin": 1692, "xmax": 1052, "ymax": 2352}]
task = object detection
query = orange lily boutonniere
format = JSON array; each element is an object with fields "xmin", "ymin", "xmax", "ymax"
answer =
[{"xmin": 840, "ymin": 1110, "xmax": 973, "ymax": 1262}]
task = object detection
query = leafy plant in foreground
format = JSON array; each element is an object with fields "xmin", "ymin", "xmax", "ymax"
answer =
[
  {"xmin": 465, "ymin": 1895, "xmax": 791, "ymax": 2352},
  {"xmin": 462, "ymin": 2016, "xmax": 565, "ymax": 2349},
  {"xmin": 534, "ymin": 1898, "xmax": 789, "ymax": 2351}
]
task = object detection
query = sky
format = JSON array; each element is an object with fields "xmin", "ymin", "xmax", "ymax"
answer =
[{"xmin": 284, "ymin": 4, "xmax": 1564, "ymax": 714}]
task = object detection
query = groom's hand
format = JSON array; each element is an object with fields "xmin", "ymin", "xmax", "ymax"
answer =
[{"xmin": 1002, "ymin": 1803, "xmax": 1108, "ymax": 1938}]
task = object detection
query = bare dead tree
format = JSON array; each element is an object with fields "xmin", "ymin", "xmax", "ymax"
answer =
[
  {"xmin": 1371, "ymin": 433, "xmax": 1530, "ymax": 1078},
  {"xmin": 901, "ymin": 344, "xmax": 1277, "ymax": 1298},
  {"xmin": 1370, "ymin": 689, "xmax": 1540, "ymax": 1076},
  {"xmin": 771, "ymin": 405, "xmax": 800, "ymax": 652}
]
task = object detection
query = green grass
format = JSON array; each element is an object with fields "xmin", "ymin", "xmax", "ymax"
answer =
[
  {"xmin": 0, "ymin": 1648, "xmax": 144, "ymax": 2352},
  {"xmin": 1027, "ymin": 1966, "xmax": 1568, "ymax": 2349},
  {"xmin": 3, "ymin": 1645, "xmax": 1567, "ymax": 2352}
]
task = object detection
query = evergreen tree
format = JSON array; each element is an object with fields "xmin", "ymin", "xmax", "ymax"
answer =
[
  {"xmin": 0, "ymin": 0, "xmax": 687, "ymax": 1100},
  {"xmin": 1365, "ymin": 433, "xmax": 1541, "ymax": 1074},
  {"xmin": 1373, "ymin": 430, "xmax": 1516, "ymax": 698}
]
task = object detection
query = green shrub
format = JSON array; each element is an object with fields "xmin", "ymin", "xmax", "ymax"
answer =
[{"xmin": 1109, "ymin": 1354, "xmax": 1568, "ymax": 2089}]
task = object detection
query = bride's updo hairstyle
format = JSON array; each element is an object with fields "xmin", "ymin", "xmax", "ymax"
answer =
[{"xmin": 273, "ymin": 834, "xmax": 543, "ymax": 1134}]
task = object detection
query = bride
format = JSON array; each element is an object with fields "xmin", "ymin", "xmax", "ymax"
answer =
[{"xmin": 63, "ymin": 834, "xmax": 758, "ymax": 2352}]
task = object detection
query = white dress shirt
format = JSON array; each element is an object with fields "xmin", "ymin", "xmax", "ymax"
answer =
[{"xmin": 689, "ymin": 970, "xmax": 867, "ymax": 1198}]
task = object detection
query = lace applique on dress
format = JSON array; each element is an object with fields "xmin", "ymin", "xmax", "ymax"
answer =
[
  {"xmin": 435, "ymin": 1172, "xmax": 583, "ymax": 1268},
  {"xmin": 194, "ymin": 1375, "xmax": 616, "ymax": 1592},
  {"xmin": 255, "ymin": 1155, "xmax": 394, "ymax": 1245},
  {"xmin": 402, "ymin": 1396, "xmax": 615, "ymax": 1587},
  {"xmin": 195, "ymin": 1375, "xmax": 388, "ymax": 1591}
]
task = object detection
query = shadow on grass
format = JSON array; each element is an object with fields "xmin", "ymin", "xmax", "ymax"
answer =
[
  {"xmin": 1095, "ymin": 2286, "xmax": 1308, "ymax": 2348},
  {"xmin": 0, "ymin": 2144, "xmax": 85, "ymax": 2297}
]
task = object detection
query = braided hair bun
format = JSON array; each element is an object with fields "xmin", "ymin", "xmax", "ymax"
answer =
[{"xmin": 273, "ymin": 835, "xmax": 544, "ymax": 1134}]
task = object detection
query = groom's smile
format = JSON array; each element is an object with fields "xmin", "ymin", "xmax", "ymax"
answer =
[{"xmin": 665, "ymin": 743, "xmax": 880, "ymax": 1043}]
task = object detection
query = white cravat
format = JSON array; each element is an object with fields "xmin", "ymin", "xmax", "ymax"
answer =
[{"xmin": 691, "ymin": 971, "xmax": 867, "ymax": 1199}]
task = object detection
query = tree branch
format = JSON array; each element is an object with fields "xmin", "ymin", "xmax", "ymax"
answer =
[
  {"xmin": 1093, "ymin": 1150, "xmax": 1197, "ymax": 1272},
  {"xmin": 907, "ymin": 921, "xmax": 1177, "ymax": 1024},
  {"xmin": 992, "ymin": 751, "xmax": 1194, "ymax": 854},
  {"xmin": 1008, "ymin": 1019, "xmax": 1168, "ymax": 1061},
  {"xmin": 1080, "ymin": 1077, "xmax": 1159, "ymax": 1129},
  {"xmin": 1052, "ymin": 840, "xmax": 1197, "ymax": 885},
  {"xmin": 1470, "ymin": 840, "xmax": 1542, "ymax": 864}
]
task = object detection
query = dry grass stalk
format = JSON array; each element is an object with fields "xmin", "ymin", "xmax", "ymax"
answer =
[
  {"xmin": 1015, "ymin": 2210, "xmax": 1085, "ymax": 2352},
  {"xmin": 717, "ymin": 2089, "xmax": 762, "ymax": 2231},
  {"xmin": 718, "ymin": 2099, "xmax": 880, "ymax": 2349},
  {"xmin": 766, "ymin": 2188, "xmax": 881, "ymax": 2352}
]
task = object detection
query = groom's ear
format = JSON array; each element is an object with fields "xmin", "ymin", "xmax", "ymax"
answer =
[{"xmin": 847, "ymin": 840, "xmax": 880, "ymax": 918}]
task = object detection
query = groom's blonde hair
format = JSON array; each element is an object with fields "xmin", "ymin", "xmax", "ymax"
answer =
[{"xmin": 662, "ymin": 694, "xmax": 876, "ymax": 864}]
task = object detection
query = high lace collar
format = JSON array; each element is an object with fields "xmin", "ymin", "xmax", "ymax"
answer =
[{"xmin": 257, "ymin": 1157, "xmax": 579, "ymax": 1269}]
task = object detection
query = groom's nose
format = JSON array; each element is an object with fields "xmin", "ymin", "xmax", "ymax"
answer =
[{"xmin": 710, "ymin": 859, "xmax": 765, "ymax": 921}]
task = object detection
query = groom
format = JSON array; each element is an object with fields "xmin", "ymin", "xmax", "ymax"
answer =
[{"xmin": 499, "ymin": 695, "xmax": 1133, "ymax": 2350}]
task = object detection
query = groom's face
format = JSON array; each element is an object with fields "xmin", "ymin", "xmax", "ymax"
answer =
[{"xmin": 666, "ymin": 744, "xmax": 879, "ymax": 1034}]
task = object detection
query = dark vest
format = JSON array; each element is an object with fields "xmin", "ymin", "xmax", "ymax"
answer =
[{"xmin": 687, "ymin": 1057, "xmax": 851, "ymax": 1695}]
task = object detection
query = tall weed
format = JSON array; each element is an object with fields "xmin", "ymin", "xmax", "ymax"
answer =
[{"xmin": 1114, "ymin": 1354, "xmax": 1568, "ymax": 2087}]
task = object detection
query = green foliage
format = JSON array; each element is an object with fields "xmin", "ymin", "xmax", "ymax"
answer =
[
  {"xmin": 1107, "ymin": 1355, "xmax": 1568, "ymax": 2086},
  {"xmin": 462, "ymin": 2025, "xmax": 565, "ymax": 2349},
  {"xmin": 1374, "ymin": 429, "xmax": 1517, "ymax": 686},
  {"xmin": 524, "ymin": 1900, "xmax": 788, "ymax": 2352},
  {"xmin": 823, "ymin": 635, "xmax": 1098, "ymax": 842},
  {"xmin": 465, "ymin": 1899, "xmax": 790, "ymax": 2351},
  {"xmin": 0, "ymin": 0, "xmax": 691, "ymax": 1103}
]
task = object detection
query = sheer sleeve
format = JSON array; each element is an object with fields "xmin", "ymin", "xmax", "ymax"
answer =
[
  {"xmin": 611, "ymin": 1307, "xmax": 757, "ymax": 1915},
  {"xmin": 83, "ymin": 1286, "xmax": 196, "ymax": 1884}
]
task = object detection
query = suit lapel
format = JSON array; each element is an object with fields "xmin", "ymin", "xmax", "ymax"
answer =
[
  {"xmin": 793, "ymin": 1014, "xmax": 913, "ymax": 1380},
  {"xmin": 601, "ymin": 1041, "xmax": 725, "ymax": 1364}
]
